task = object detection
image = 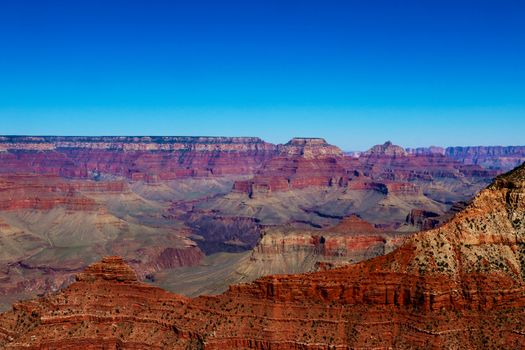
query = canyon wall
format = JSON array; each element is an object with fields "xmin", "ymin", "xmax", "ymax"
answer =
[
  {"xmin": 233, "ymin": 141, "xmax": 497, "ymax": 198},
  {"xmin": 0, "ymin": 135, "xmax": 523, "ymax": 318},
  {"xmin": 446, "ymin": 145, "xmax": 525, "ymax": 171},
  {"xmin": 1, "ymin": 162, "xmax": 525, "ymax": 348},
  {"xmin": 0, "ymin": 136, "xmax": 278, "ymax": 181}
]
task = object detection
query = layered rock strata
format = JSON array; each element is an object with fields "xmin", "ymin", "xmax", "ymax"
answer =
[
  {"xmin": 446, "ymin": 145, "xmax": 525, "ymax": 171},
  {"xmin": 1, "ymin": 162, "xmax": 524, "ymax": 348},
  {"xmin": 0, "ymin": 136, "xmax": 278, "ymax": 181},
  {"xmin": 233, "ymin": 141, "xmax": 497, "ymax": 198}
]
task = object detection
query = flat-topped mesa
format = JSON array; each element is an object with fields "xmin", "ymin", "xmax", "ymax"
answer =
[
  {"xmin": 278, "ymin": 137, "xmax": 343, "ymax": 158},
  {"xmin": 0, "ymin": 136, "xmax": 279, "ymax": 180},
  {"xmin": 0, "ymin": 136, "xmax": 267, "ymax": 144},
  {"xmin": 75, "ymin": 256, "xmax": 138, "ymax": 283},
  {"xmin": 363, "ymin": 141, "xmax": 408, "ymax": 157},
  {"xmin": 0, "ymin": 135, "xmax": 276, "ymax": 152},
  {"xmin": 406, "ymin": 146, "xmax": 446, "ymax": 156}
]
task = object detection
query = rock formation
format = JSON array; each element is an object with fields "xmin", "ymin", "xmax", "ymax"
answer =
[
  {"xmin": 0, "ymin": 135, "xmax": 523, "ymax": 322},
  {"xmin": 1, "ymin": 161, "xmax": 524, "ymax": 348},
  {"xmin": 362, "ymin": 140, "xmax": 408, "ymax": 157},
  {"xmin": 0, "ymin": 136, "xmax": 278, "ymax": 181},
  {"xmin": 233, "ymin": 138, "xmax": 347, "ymax": 197},
  {"xmin": 245, "ymin": 215, "xmax": 406, "ymax": 275},
  {"xmin": 233, "ymin": 140, "xmax": 496, "ymax": 198},
  {"xmin": 446, "ymin": 145, "xmax": 525, "ymax": 171},
  {"xmin": 405, "ymin": 208, "xmax": 441, "ymax": 230},
  {"xmin": 277, "ymin": 137, "xmax": 343, "ymax": 158}
]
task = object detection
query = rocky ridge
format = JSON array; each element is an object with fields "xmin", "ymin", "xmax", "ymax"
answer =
[
  {"xmin": 446, "ymin": 145, "xmax": 525, "ymax": 171},
  {"xmin": 0, "ymin": 136, "xmax": 278, "ymax": 181}
]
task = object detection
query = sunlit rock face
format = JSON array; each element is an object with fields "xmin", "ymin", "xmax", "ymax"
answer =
[
  {"xmin": 0, "ymin": 136, "xmax": 279, "ymax": 181},
  {"xmin": 446, "ymin": 145, "xmax": 525, "ymax": 171},
  {"xmin": 1, "ymin": 162, "xmax": 525, "ymax": 349},
  {"xmin": 0, "ymin": 135, "xmax": 519, "ymax": 323}
]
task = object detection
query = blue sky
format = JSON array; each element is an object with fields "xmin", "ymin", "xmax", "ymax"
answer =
[{"xmin": 0, "ymin": 0, "xmax": 523, "ymax": 150}]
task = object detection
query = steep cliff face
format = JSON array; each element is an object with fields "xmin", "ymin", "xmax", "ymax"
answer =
[
  {"xmin": 233, "ymin": 140, "xmax": 496, "ymax": 199},
  {"xmin": 245, "ymin": 215, "xmax": 406, "ymax": 275},
  {"xmin": 446, "ymin": 145, "xmax": 525, "ymax": 171},
  {"xmin": 1, "ymin": 162, "xmax": 524, "ymax": 349},
  {"xmin": 0, "ymin": 257, "xmax": 193, "ymax": 349},
  {"xmin": 184, "ymin": 215, "xmax": 263, "ymax": 254},
  {"xmin": 0, "ymin": 136, "xmax": 278, "ymax": 181},
  {"xmin": 356, "ymin": 141, "xmax": 497, "ymax": 181},
  {"xmin": 0, "ymin": 175, "xmax": 127, "ymax": 211},
  {"xmin": 233, "ymin": 138, "xmax": 347, "ymax": 197},
  {"xmin": 233, "ymin": 156, "xmax": 348, "ymax": 197},
  {"xmin": 405, "ymin": 209, "xmax": 441, "ymax": 230}
]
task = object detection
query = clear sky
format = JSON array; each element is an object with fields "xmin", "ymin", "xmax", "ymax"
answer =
[{"xmin": 0, "ymin": 0, "xmax": 523, "ymax": 150}]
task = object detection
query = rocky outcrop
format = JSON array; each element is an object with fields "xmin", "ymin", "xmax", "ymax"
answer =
[
  {"xmin": 76, "ymin": 256, "xmax": 138, "ymax": 282},
  {"xmin": 405, "ymin": 209, "xmax": 441, "ymax": 230},
  {"xmin": 408, "ymin": 145, "xmax": 525, "ymax": 172},
  {"xmin": 356, "ymin": 141, "xmax": 497, "ymax": 181},
  {"xmin": 278, "ymin": 138, "xmax": 343, "ymax": 158},
  {"xmin": 233, "ymin": 140, "xmax": 497, "ymax": 198},
  {"xmin": 2, "ymin": 162, "xmax": 524, "ymax": 348},
  {"xmin": 233, "ymin": 156, "xmax": 349, "ymax": 197},
  {"xmin": 363, "ymin": 140, "xmax": 408, "ymax": 157},
  {"xmin": 0, "ymin": 256, "xmax": 191, "ymax": 349},
  {"xmin": 232, "ymin": 138, "xmax": 348, "ymax": 197},
  {"xmin": 246, "ymin": 215, "xmax": 406, "ymax": 275},
  {"xmin": 329, "ymin": 214, "xmax": 380, "ymax": 233},
  {"xmin": 128, "ymin": 245, "xmax": 205, "ymax": 279},
  {"xmin": 405, "ymin": 201, "xmax": 469, "ymax": 231}
]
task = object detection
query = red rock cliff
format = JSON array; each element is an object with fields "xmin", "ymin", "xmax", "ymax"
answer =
[{"xmin": 0, "ymin": 136, "xmax": 278, "ymax": 181}]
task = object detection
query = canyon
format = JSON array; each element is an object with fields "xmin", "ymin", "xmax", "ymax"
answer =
[
  {"xmin": 1, "ymin": 159, "xmax": 524, "ymax": 348},
  {"xmin": 0, "ymin": 136, "xmax": 523, "ymax": 312}
]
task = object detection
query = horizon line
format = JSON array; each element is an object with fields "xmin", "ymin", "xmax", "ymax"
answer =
[{"xmin": 0, "ymin": 134, "xmax": 524, "ymax": 152}]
